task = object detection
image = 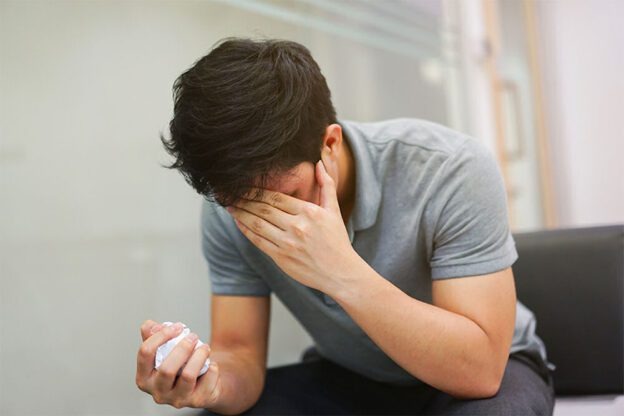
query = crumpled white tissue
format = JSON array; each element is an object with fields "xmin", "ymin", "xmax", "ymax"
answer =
[{"xmin": 154, "ymin": 322, "xmax": 210, "ymax": 377}]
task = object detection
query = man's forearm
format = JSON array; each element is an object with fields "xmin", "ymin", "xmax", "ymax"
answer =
[
  {"xmin": 207, "ymin": 348, "xmax": 264, "ymax": 414},
  {"xmin": 330, "ymin": 261, "xmax": 502, "ymax": 399}
]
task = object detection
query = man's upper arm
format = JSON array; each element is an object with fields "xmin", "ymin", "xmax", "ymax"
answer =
[
  {"xmin": 432, "ymin": 267, "xmax": 517, "ymax": 377},
  {"xmin": 210, "ymin": 294, "xmax": 271, "ymax": 372}
]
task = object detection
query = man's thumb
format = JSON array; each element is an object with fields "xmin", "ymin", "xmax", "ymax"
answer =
[{"xmin": 316, "ymin": 159, "xmax": 340, "ymax": 212}]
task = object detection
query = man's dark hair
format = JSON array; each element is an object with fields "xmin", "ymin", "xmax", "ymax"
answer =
[{"xmin": 160, "ymin": 37, "xmax": 337, "ymax": 206}]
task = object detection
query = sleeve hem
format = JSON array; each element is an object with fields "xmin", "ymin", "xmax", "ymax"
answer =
[
  {"xmin": 431, "ymin": 250, "xmax": 518, "ymax": 280},
  {"xmin": 210, "ymin": 281, "xmax": 271, "ymax": 297}
]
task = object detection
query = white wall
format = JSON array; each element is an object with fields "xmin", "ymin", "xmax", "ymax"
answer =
[{"xmin": 537, "ymin": 0, "xmax": 624, "ymax": 228}]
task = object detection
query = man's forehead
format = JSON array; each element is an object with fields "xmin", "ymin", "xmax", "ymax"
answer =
[{"xmin": 247, "ymin": 168, "xmax": 302, "ymax": 197}]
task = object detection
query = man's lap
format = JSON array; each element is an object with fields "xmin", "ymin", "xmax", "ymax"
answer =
[{"xmin": 200, "ymin": 352, "xmax": 555, "ymax": 415}]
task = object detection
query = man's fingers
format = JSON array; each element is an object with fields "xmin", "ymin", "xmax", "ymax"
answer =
[
  {"xmin": 173, "ymin": 344, "xmax": 212, "ymax": 398},
  {"xmin": 140, "ymin": 319, "xmax": 161, "ymax": 341},
  {"xmin": 229, "ymin": 207, "xmax": 282, "ymax": 248},
  {"xmin": 232, "ymin": 200, "xmax": 293, "ymax": 231},
  {"xmin": 136, "ymin": 322, "xmax": 184, "ymax": 381},
  {"xmin": 245, "ymin": 188, "xmax": 303, "ymax": 215},
  {"xmin": 154, "ymin": 332, "xmax": 199, "ymax": 392}
]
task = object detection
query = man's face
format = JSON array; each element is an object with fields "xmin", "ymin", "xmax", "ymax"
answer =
[{"xmin": 255, "ymin": 161, "xmax": 321, "ymax": 206}]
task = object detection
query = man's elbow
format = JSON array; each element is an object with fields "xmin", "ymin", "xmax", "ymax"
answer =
[
  {"xmin": 453, "ymin": 351, "xmax": 508, "ymax": 399},
  {"xmin": 449, "ymin": 383, "xmax": 500, "ymax": 400},
  {"xmin": 475, "ymin": 376, "xmax": 502, "ymax": 399},
  {"xmin": 448, "ymin": 370, "xmax": 503, "ymax": 400}
]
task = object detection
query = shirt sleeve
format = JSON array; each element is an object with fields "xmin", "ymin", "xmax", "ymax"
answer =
[
  {"xmin": 201, "ymin": 201, "xmax": 272, "ymax": 296},
  {"xmin": 427, "ymin": 138, "xmax": 518, "ymax": 280}
]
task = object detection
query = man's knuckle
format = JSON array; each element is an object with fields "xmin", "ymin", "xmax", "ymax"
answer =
[
  {"xmin": 153, "ymin": 394, "xmax": 165, "ymax": 405},
  {"xmin": 179, "ymin": 371, "xmax": 195, "ymax": 384},
  {"xmin": 270, "ymin": 193, "xmax": 282, "ymax": 204},
  {"xmin": 135, "ymin": 377, "xmax": 146, "ymax": 392},
  {"xmin": 293, "ymin": 224, "xmax": 308, "ymax": 238},
  {"xmin": 303, "ymin": 204, "xmax": 318, "ymax": 217},
  {"xmin": 283, "ymin": 239, "xmax": 296, "ymax": 250},
  {"xmin": 138, "ymin": 345, "xmax": 152, "ymax": 358},
  {"xmin": 159, "ymin": 368, "xmax": 176, "ymax": 379},
  {"xmin": 171, "ymin": 399, "xmax": 185, "ymax": 409},
  {"xmin": 252, "ymin": 235, "xmax": 264, "ymax": 247},
  {"xmin": 252, "ymin": 218, "xmax": 263, "ymax": 231},
  {"xmin": 284, "ymin": 238, "xmax": 303, "ymax": 252}
]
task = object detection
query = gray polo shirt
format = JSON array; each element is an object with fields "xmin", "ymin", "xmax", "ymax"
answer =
[{"xmin": 201, "ymin": 117, "xmax": 553, "ymax": 385}]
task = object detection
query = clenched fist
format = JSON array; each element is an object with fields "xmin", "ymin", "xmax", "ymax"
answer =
[{"xmin": 135, "ymin": 320, "xmax": 223, "ymax": 409}]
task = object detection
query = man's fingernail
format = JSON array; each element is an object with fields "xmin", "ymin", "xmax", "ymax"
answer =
[
  {"xmin": 150, "ymin": 324, "xmax": 162, "ymax": 334},
  {"xmin": 186, "ymin": 333, "xmax": 198, "ymax": 343},
  {"xmin": 170, "ymin": 322, "xmax": 183, "ymax": 332}
]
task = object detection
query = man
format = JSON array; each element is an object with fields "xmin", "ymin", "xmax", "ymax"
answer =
[{"xmin": 136, "ymin": 38, "xmax": 556, "ymax": 414}]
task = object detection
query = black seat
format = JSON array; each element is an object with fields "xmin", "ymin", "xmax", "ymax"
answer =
[{"xmin": 513, "ymin": 225, "xmax": 624, "ymax": 395}]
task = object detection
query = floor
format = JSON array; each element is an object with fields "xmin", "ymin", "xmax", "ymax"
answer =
[{"xmin": 554, "ymin": 395, "xmax": 624, "ymax": 416}]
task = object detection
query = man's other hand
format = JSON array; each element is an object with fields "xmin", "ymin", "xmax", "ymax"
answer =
[{"xmin": 135, "ymin": 320, "xmax": 223, "ymax": 410}]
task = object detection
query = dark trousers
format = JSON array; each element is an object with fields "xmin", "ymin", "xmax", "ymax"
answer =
[{"xmin": 203, "ymin": 350, "xmax": 555, "ymax": 415}]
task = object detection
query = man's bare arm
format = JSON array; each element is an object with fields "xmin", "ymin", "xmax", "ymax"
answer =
[
  {"xmin": 333, "ymin": 266, "xmax": 516, "ymax": 399},
  {"xmin": 208, "ymin": 294, "xmax": 270, "ymax": 415}
]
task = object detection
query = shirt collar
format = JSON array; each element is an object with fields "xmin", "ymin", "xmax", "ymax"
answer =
[{"xmin": 338, "ymin": 119, "xmax": 382, "ymax": 232}]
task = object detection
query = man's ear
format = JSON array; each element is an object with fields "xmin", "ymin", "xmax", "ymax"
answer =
[
  {"xmin": 321, "ymin": 124, "xmax": 343, "ymax": 156},
  {"xmin": 320, "ymin": 124, "xmax": 342, "ymax": 186}
]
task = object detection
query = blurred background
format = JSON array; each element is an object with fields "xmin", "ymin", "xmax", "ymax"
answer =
[{"xmin": 1, "ymin": 0, "xmax": 622, "ymax": 415}]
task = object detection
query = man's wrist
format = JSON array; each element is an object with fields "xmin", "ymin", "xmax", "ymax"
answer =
[
  {"xmin": 206, "ymin": 349, "xmax": 264, "ymax": 414},
  {"xmin": 326, "ymin": 254, "xmax": 384, "ymax": 305}
]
